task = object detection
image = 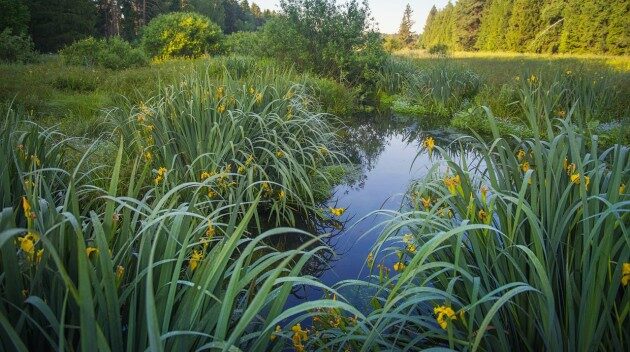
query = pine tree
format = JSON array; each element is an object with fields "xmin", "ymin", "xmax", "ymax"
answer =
[
  {"xmin": 96, "ymin": 0, "xmax": 122, "ymax": 37},
  {"xmin": 454, "ymin": 0, "xmax": 486, "ymax": 50},
  {"xmin": 606, "ymin": 0, "xmax": 630, "ymax": 55},
  {"xmin": 559, "ymin": 0, "xmax": 608, "ymax": 53},
  {"xmin": 423, "ymin": 1, "xmax": 456, "ymax": 49},
  {"xmin": 422, "ymin": 0, "xmax": 626, "ymax": 54},
  {"xmin": 476, "ymin": 0, "xmax": 512, "ymax": 51},
  {"xmin": 422, "ymin": 5, "xmax": 438, "ymax": 48},
  {"xmin": 531, "ymin": 0, "xmax": 566, "ymax": 53},
  {"xmin": 397, "ymin": 4, "xmax": 415, "ymax": 47},
  {"xmin": 190, "ymin": 0, "xmax": 226, "ymax": 29},
  {"xmin": 0, "ymin": 0, "xmax": 30, "ymax": 34},
  {"xmin": 437, "ymin": 1, "xmax": 457, "ymax": 48},
  {"xmin": 505, "ymin": 0, "xmax": 541, "ymax": 52},
  {"xmin": 26, "ymin": 0, "xmax": 97, "ymax": 52}
]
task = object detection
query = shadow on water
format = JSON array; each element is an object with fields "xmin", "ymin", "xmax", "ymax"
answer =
[{"xmin": 276, "ymin": 113, "xmax": 476, "ymax": 309}]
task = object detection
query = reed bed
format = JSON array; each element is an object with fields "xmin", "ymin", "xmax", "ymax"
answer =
[
  {"xmin": 315, "ymin": 107, "xmax": 629, "ymax": 350},
  {"xmin": 0, "ymin": 88, "xmax": 357, "ymax": 350}
]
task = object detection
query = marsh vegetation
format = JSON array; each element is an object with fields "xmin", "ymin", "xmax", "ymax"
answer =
[{"xmin": 0, "ymin": 0, "xmax": 628, "ymax": 351}]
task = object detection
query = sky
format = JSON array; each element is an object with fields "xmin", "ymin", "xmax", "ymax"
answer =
[{"xmin": 254, "ymin": 0, "xmax": 451, "ymax": 34}]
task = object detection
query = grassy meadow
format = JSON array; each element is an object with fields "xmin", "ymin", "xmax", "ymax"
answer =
[
  {"xmin": 0, "ymin": 3, "xmax": 629, "ymax": 350},
  {"xmin": 378, "ymin": 50, "xmax": 630, "ymax": 146},
  {"xmin": 0, "ymin": 55, "xmax": 356, "ymax": 137}
]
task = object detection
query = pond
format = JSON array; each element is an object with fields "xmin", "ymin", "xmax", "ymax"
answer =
[{"xmin": 285, "ymin": 114, "xmax": 475, "ymax": 309}]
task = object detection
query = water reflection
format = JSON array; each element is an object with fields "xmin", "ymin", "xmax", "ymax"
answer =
[{"xmin": 285, "ymin": 114, "xmax": 475, "ymax": 306}]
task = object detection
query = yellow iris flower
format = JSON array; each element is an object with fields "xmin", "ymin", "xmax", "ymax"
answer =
[
  {"xmin": 329, "ymin": 207, "xmax": 346, "ymax": 217},
  {"xmin": 434, "ymin": 305, "xmax": 457, "ymax": 330},
  {"xmin": 189, "ymin": 250, "xmax": 204, "ymax": 271},
  {"xmin": 622, "ymin": 263, "xmax": 630, "ymax": 286}
]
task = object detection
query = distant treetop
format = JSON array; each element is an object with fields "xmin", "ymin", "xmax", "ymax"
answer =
[{"xmin": 421, "ymin": 0, "xmax": 630, "ymax": 55}]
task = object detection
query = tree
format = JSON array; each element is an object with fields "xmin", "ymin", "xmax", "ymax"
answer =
[
  {"xmin": 559, "ymin": 0, "xmax": 609, "ymax": 53},
  {"xmin": 142, "ymin": 12, "xmax": 223, "ymax": 59},
  {"xmin": 96, "ymin": 0, "xmax": 122, "ymax": 37},
  {"xmin": 454, "ymin": 0, "xmax": 486, "ymax": 50},
  {"xmin": 261, "ymin": 0, "xmax": 386, "ymax": 88},
  {"xmin": 476, "ymin": 0, "xmax": 512, "ymax": 51},
  {"xmin": 421, "ymin": 5, "xmax": 438, "ymax": 48},
  {"xmin": 505, "ymin": 0, "xmax": 541, "ymax": 52},
  {"xmin": 529, "ymin": 0, "xmax": 566, "ymax": 53},
  {"xmin": 26, "ymin": 0, "xmax": 97, "ymax": 52},
  {"xmin": 397, "ymin": 4, "xmax": 415, "ymax": 47},
  {"xmin": 190, "ymin": 0, "xmax": 226, "ymax": 29},
  {"xmin": 430, "ymin": 1, "xmax": 456, "ymax": 49},
  {"xmin": 0, "ymin": 0, "xmax": 29, "ymax": 34},
  {"xmin": 421, "ymin": 0, "xmax": 627, "ymax": 54},
  {"xmin": 605, "ymin": 0, "xmax": 629, "ymax": 55}
]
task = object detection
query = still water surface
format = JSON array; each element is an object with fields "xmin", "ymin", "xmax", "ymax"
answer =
[{"xmin": 287, "ymin": 115, "xmax": 472, "ymax": 308}]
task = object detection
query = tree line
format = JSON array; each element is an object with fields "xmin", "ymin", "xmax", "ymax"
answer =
[
  {"xmin": 0, "ymin": 0, "xmax": 272, "ymax": 52},
  {"xmin": 421, "ymin": 0, "xmax": 629, "ymax": 55}
]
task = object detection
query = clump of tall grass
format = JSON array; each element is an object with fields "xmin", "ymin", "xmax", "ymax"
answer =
[
  {"xmin": 514, "ymin": 69, "xmax": 626, "ymax": 128},
  {"xmin": 376, "ymin": 56, "xmax": 417, "ymax": 95},
  {"xmin": 317, "ymin": 110, "xmax": 629, "ymax": 350},
  {"xmin": 0, "ymin": 104, "xmax": 67, "ymax": 208},
  {"xmin": 406, "ymin": 63, "xmax": 481, "ymax": 114},
  {"xmin": 379, "ymin": 59, "xmax": 482, "ymax": 118},
  {"xmin": 110, "ymin": 67, "xmax": 345, "ymax": 226},
  {"xmin": 0, "ymin": 107, "xmax": 359, "ymax": 351}
]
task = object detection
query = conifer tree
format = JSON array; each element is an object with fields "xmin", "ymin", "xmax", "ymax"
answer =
[
  {"xmin": 454, "ymin": 0, "xmax": 486, "ymax": 50},
  {"xmin": 422, "ymin": 0, "xmax": 627, "ymax": 54},
  {"xmin": 26, "ymin": 0, "xmax": 97, "ymax": 52},
  {"xmin": 475, "ymin": 0, "xmax": 512, "ymax": 51},
  {"xmin": 531, "ymin": 0, "xmax": 566, "ymax": 53},
  {"xmin": 606, "ymin": 0, "xmax": 629, "ymax": 55},
  {"xmin": 422, "ymin": 5, "xmax": 438, "ymax": 48},
  {"xmin": 559, "ymin": 0, "xmax": 609, "ymax": 53},
  {"xmin": 0, "ymin": 0, "xmax": 29, "ymax": 34},
  {"xmin": 397, "ymin": 3, "xmax": 415, "ymax": 47},
  {"xmin": 505, "ymin": 0, "xmax": 541, "ymax": 52},
  {"xmin": 190, "ymin": 0, "xmax": 226, "ymax": 29}
]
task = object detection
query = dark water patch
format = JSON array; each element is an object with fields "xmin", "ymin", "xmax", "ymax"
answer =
[{"xmin": 282, "ymin": 114, "xmax": 476, "ymax": 309}]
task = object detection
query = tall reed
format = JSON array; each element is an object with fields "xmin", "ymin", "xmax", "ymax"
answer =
[
  {"xmin": 0, "ymin": 107, "xmax": 358, "ymax": 351},
  {"xmin": 110, "ymin": 67, "xmax": 345, "ymax": 226},
  {"xmin": 316, "ymin": 109, "xmax": 629, "ymax": 350}
]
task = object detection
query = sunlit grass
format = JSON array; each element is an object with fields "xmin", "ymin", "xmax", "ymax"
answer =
[{"xmin": 395, "ymin": 49, "xmax": 630, "ymax": 71}]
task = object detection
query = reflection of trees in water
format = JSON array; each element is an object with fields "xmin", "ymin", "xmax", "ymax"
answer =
[
  {"xmin": 340, "ymin": 113, "xmax": 474, "ymax": 191},
  {"xmin": 339, "ymin": 114, "xmax": 416, "ymax": 191},
  {"xmin": 264, "ymin": 211, "xmax": 351, "ymax": 298},
  {"xmin": 271, "ymin": 114, "xmax": 480, "ymax": 298}
]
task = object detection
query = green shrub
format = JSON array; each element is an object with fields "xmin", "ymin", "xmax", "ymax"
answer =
[
  {"xmin": 142, "ymin": 12, "xmax": 223, "ymax": 60},
  {"xmin": 428, "ymin": 43, "xmax": 449, "ymax": 56},
  {"xmin": 60, "ymin": 37, "xmax": 147, "ymax": 69},
  {"xmin": 0, "ymin": 28, "xmax": 38, "ymax": 63},
  {"xmin": 259, "ymin": 0, "xmax": 387, "ymax": 90},
  {"xmin": 383, "ymin": 35, "xmax": 404, "ymax": 52},
  {"xmin": 224, "ymin": 31, "xmax": 262, "ymax": 56},
  {"xmin": 0, "ymin": 0, "xmax": 30, "ymax": 34}
]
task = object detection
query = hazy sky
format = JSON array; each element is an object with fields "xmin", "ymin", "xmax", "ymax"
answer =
[{"xmin": 254, "ymin": 0, "xmax": 451, "ymax": 34}]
